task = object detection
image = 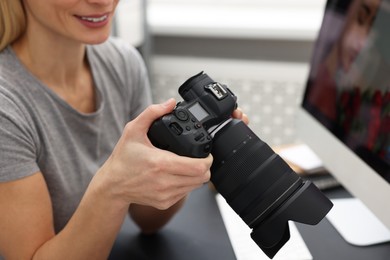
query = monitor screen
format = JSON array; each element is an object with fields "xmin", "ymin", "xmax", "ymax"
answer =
[
  {"xmin": 298, "ymin": 0, "xmax": 390, "ymax": 236},
  {"xmin": 302, "ymin": 0, "xmax": 390, "ymax": 182}
]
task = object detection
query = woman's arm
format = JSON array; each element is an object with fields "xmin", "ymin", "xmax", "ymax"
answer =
[
  {"xmin": 129, "ymin": 197, "xmax": 187, "ymax": 234},
  {"xmin": 0, "ymin": 171, "xmax": 128, "ymax": 260},
  {"xmin": 0, "ymin": 99, "xmax": 212, "ymax": 260}
]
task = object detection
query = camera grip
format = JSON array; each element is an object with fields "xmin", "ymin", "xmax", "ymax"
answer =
[{"xmin": 147, "ymin": 113, "xmax": 212, "ymax": 158}]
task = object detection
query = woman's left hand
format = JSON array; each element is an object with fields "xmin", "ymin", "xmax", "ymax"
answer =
[{"xmin": 232, "ymin": 107, "xmax": 249, "ymax": 125}]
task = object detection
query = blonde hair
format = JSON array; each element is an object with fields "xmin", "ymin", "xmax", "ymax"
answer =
[{"xmin": 0, "ymin": 0, "xmax": 26, "ymax": 51}]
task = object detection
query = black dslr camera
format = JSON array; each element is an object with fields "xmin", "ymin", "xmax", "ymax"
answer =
[{"xmin": 148, "ymin": 72, "xmax": 333, "ymax": 258}]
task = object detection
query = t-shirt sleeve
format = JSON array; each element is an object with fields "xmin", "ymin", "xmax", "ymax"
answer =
[{"xmin": 0, "ymin": 92, "xmax": 40, "ymax": 182}]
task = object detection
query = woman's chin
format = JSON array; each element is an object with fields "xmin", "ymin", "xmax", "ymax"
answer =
[{"xmin": 82, "ymin": 34, "xmax": 111, "ymax": 45}]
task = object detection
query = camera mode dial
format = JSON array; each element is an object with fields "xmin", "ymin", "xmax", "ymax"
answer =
[{"xmin": 174, "ymin": 108, "xmax": 189, "ymax": 121}]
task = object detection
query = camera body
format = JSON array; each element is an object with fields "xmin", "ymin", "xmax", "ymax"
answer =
[
  {"xmin": 148, "ymin": 72, "xmax": 333, "ymax": 259},
  {"xmin": 148, "ymin": 71, "xmax": 237, "ymax": 157}
]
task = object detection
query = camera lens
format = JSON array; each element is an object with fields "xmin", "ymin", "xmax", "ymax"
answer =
[
  {"xmin": 210, "ymin": 119, "xmax": 333, "ymax": 258},
  {"xmin": 210, "ymin": 119, "xmax": 302, "ymax": 227}
]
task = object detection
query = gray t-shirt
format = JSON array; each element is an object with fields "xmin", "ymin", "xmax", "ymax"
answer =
[{"xmin": 0, "ymin": 38, "xmax": 152, "ymax": 233}]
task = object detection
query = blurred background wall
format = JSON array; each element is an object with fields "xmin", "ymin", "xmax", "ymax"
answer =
[{"xmin": 114, "ymin": 0, "xmax": 326, "ymax": 146}]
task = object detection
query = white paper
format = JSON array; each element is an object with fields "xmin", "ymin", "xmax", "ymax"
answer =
[
  {"xmin": 277, "ymin": 144, "xmax": 323, "ymax": 172},
  {"xmin": 327, "ymin": 198, "xmax": 390, "ymax": 246}
]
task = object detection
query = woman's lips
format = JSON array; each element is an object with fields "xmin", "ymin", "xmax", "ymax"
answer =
[{"xmin": 75, "ymin": 14, "xmax": 109, "ymax": 28}]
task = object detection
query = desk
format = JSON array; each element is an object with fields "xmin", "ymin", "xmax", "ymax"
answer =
[
  {"xmin": 297, "ymin": 188, "xmax": 390, "ymax": 260},
  {"xmin": 109, "ymin": 185, "xmax": 390, "ymax": 260}
]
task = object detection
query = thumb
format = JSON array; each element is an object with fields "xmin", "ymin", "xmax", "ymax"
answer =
[{"xmin": 135, "ymin": 98, "xmax": 176, "ymax": 131}]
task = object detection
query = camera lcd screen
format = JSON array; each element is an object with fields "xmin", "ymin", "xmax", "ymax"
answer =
[{"xmin": 188, "ymin": 102, "xmax": 209, "ymax": 121}]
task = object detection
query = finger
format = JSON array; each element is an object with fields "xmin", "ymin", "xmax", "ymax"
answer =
[
  {"xmin": 171, "ymin": 169, "xmax": 211, "ymax": 186},
  {"xmin": 152, "ymin": 191, "xmax": 190, "ymax": 210},
  {"xmin": 241, "ymin": 113, "xmax": 250, "ymax": 125},
  {"xmin": 133, "ymin": 98, "xmax": 176, "ymax": 132},
  {"xmin": 232, "ymin": 108, "xmax": 249, "ymax": 125},
  {"xmin": 158, "ymin": 174, "xmax": 209, "ymax": 194},
  {"xmin": 232, "ymin": 108, "xmax": 243, "ymax": 119},
  {"xmin": 144, "ymin": 178, "xmax": 206, "ymax": 210},
  {"xmin": 167, "ymin": 154, "xmax": 213, "ymax": 178}
]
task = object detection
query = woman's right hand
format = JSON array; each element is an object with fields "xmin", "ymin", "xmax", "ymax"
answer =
[{"xmin": 94, "ymin": 99, "xmax": 213, "ymax": 210}]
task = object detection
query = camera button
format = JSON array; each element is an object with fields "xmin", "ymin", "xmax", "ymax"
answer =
[
  {"xmin": 175, "ymin": 109, "xmax": 189, "ymax": 121},
  {"xmin": 169, "ymin": 122, "xmax": 183, "ymax": 135},
  {"xmin": 194, "ymin": 133, "xmax": 205, "ymax": 141},
  {"xmin": 186, "ymin": 126, "xmax": 191, "ymax": 131},
  {"xmin": 204, "ymin": 144, "xmax": 211, "ymax": 153}
]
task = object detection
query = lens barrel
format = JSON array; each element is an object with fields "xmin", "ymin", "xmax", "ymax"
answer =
[{"xmin": 210, "ymin": 119, "xmax": 333, "ymax": 258}]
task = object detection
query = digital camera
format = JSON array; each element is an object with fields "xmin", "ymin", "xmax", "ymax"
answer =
[{"xmin": 148, "ymin": 72, "xmax": 333, "ymax": 258}]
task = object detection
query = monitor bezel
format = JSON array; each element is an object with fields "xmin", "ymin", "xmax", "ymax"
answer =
[{"xmin": 297, "ymin": 107, "xmax": 390, "ymax": 230}]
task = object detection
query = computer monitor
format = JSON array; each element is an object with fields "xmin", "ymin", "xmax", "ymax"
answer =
[{"xmin": 297, "ymin": 0, "xmax": 390, "ymax": 245}]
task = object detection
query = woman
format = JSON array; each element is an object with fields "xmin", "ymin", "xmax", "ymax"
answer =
[
  {"xmin": 306, "ymin": 0, "xmax": 381, "ymax": 123},
  {"xmin": 0, "ymin": 0, "xmax": 248, "ymax": 259}
]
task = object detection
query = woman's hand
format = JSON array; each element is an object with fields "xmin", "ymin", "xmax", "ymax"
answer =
[
  {"xmin": 232, "ymin": 107, "xmax": 250, "ymax": 125},
  {"xmin": 95, "ymin": 99, "xmax": 213, "ymax": 210}
]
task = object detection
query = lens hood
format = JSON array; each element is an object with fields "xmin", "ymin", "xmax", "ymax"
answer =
[{"xmin": 250, "ymin": 181, "xmax": 333, "ymax": 258}]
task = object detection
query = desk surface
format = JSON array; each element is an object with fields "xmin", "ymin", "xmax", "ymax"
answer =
[{"xmin": 109, "ymin": 185, "xmax": 390, "ymax": 260}]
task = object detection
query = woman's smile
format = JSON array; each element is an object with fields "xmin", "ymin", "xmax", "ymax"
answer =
[{"xmin": 74, "ymin": 13, "xmax": 110, "ymax": 28}]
